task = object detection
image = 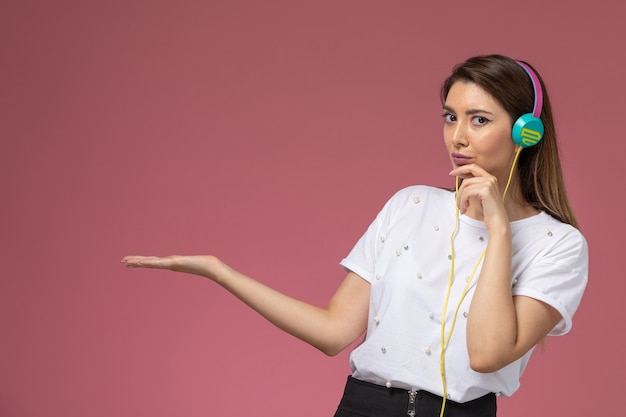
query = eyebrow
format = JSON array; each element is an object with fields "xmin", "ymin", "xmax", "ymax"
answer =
[{"xmin": 442, "ymin": 105, "xmax": 495, "ymax": 116}]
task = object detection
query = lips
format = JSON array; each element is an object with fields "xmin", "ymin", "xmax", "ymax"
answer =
[{"xmin": 451, "ymin": 153, "xmax": 472, "ymax": 165}]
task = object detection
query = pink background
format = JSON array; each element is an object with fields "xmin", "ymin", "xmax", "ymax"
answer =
[{"xmin": 1, "ymin": 1, "xmax": 623, "ymax": 416}]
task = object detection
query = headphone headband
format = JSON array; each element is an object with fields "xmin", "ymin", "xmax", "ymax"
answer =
[
  {"xmin": 515, "ymin": 61, "xmax": 543, "ymax": 118},
  {"xmin": 512, "ymin": 61, "xmax": 545, "ymax": 147}
]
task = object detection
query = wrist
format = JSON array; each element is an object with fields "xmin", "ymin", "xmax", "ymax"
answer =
[
  {"xmin": 487, "ymin": 223, "xmax": 511, "ymax": 242},
  {"xmin": 205, "ymin": 255, "xmax": 230, "ymax": 283}
]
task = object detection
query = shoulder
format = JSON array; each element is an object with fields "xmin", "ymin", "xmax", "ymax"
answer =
[
  {"xmin": 374, "ymin": 185, "xmax": 455, "ymax": 228},
  {"xmin": 511, "ymin": 212, "xmax": 589, "ymax": 275},
  {"xmin": 386, "ymin": 185, "xmax": 454, "ymax": 207},
  {"xmin": 513, "ymin": 212, "xmax": 587, "ymax": 253}
]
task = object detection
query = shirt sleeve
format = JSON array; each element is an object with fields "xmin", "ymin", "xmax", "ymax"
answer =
[
  {"xmin": 339, "ymin": 193, "xmax": 398, "ymax": 283},
  {"xmin": 512, "ymin": 229, "xmax": 589, "ymax": 336}
]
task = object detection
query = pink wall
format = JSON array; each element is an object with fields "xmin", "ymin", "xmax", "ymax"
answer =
[{"xmin": 1, "ymin": 1, "xmax": 622, "ymax": 416}]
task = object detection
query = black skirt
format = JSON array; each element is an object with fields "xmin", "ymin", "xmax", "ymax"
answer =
[{"xmin": 333, "ymin": 376, "xmax": 497, "ymax": 417}]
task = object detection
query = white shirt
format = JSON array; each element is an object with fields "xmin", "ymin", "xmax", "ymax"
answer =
[{"xmin": 340, "ymin": 185, "xmax": 588, "ymax": 402}]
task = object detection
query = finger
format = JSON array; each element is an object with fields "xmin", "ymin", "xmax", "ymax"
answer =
[
  {"xmin": 456, "ymin": 191, "xmax": 471, "ymax": 214},
  {"xmin": 449, "ymin": 164, "xmax": 490, "ymax": 179},
  {"xmin": 121, "ymin": 256, "xmax": 161, "ymax": 268}
]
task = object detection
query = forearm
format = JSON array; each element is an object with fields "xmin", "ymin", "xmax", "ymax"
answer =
[
  {"xmin": 212, "ymin": 262, "xmax": 340, "ymax": 354},
  {"xmin": 172, "ymin": 256, "xmax": 367, "ymax": 356},
  {"xmin": 465, "ymin": 226, "xmax": 518, "ymax": 372}
]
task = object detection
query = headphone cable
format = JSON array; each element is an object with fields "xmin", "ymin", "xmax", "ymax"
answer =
[{"xmin": 438, "ymin": 146, "xmax": 523, "ymax": 417}]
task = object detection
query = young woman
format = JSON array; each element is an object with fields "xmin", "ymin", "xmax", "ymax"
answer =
[{"xmin": 122, "ymin": 54, "xmax": 588, "ymax": 417}]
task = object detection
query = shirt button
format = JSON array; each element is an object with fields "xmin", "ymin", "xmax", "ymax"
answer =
[
  {"xmin": 386, "ymin": 381, "xmax": 392, "ymax": 388},
  {"xmin": 424, "ymin": 346, "xmax": 431, "ymax": 355},
  {"xmin": 374, "ymin": 316, "xmax": 380, "ymax": 324},
  {"xmin": 428, "ymin": 311, "xmax": 434, "ymax": 319},
  {"xmin": 381, "ymin": 346, "xmax": 387, "ymax": 354}
]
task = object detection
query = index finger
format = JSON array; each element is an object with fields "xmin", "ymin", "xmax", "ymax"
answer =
[{"xmin": 449, "ymin": 163, "xmax": 491, "ymax": 179}]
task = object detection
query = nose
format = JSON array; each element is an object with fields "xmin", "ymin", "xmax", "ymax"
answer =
[{"xmin": 449, "ymin": 123, "xmax": 468, "ymax": 148}]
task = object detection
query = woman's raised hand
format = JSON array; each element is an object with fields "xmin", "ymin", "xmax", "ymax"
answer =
[
  {"xmin": 121, "ymin": 255, "xmax": 225, "ymax": 281},
  {"xmin": 449, "ymin": 163, "xmax": 509, "ymax": 229}
]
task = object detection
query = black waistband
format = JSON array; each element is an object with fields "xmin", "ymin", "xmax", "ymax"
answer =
[{"xmin": 334, "ymin": 376, "xmax": 497, "ymax": 417}]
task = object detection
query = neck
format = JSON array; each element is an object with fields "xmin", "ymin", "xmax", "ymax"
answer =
[
  {"xmin": 502, "ymin": 180, "xmax": 539, "ymax": 221},
  {"xmin": 504, "ymin": 199, "xmax": 539, "ymax": 221}
]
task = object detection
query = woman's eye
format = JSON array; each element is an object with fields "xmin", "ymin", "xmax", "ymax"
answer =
[
  {"xmin": 443, "ymin": 113, "xmax": 456, "ymax": 123},
  {"xmin": 472, "ymin": 116, "xmax": 491, "ymax": 125}
]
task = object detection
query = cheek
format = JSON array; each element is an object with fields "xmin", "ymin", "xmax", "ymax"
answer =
[
  {"xmin": 485, "ymin": 128, "xmax": 515, "ymax": 153},
  {"xmin": 498, "ymin": 133, "xmax": 517, "ymax": 155},
  {"xmin": 475, "ymin": 132, "xmax": 515, "ymax": 167}
]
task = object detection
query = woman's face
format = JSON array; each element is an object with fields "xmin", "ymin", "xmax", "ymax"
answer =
[{"xmin": 443, "ymin": 81, "xmax": 517, "ymax": 182}]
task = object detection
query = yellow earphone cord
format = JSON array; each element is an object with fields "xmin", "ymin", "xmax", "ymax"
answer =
[{"xmin": 438, "ymin": 146, "xmax": 523, "ymax": 417}]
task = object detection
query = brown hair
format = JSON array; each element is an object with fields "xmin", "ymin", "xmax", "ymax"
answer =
[{"xmin": 440, "ymin": 54, "xmax": 579, "ymax": 228}]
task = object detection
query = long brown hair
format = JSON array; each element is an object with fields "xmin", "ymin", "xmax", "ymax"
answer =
[{"xmin": 440, "ymin": 54, "xmax": 579, "ymax": 228}]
